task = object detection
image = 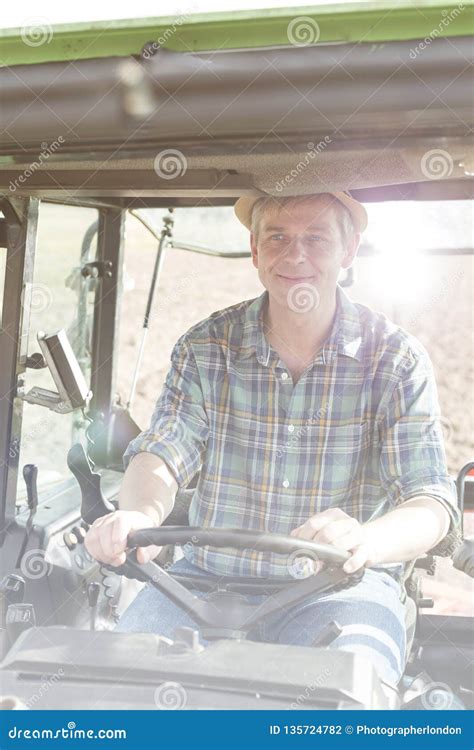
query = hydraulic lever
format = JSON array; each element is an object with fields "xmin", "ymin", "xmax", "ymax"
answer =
[
  {"xmin": 127, "ymin": 209, "xmax": 174, "ymax": 410},
  {"xmin": 15, "ymin": 465, "xmax": 39, "ymax": 569},
  {"xmin": 67, "ymin": 443, "xmax": 116, "ymax": 524},
  {"xmin": 87, "ymin": 582, "xmax": 100, "ymax": 631}
]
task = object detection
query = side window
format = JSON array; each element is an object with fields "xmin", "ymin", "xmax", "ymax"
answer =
[
  {"xmin": 352, "ymin": 200, "xmax": 473, "ymax": 619},
  {"xmin": 17, "ymin": 204, "xmax": 98, "ymax": 496},
  {"xmin": 353, "ymin": 199, "xmax": 473, "ymax": 476}
]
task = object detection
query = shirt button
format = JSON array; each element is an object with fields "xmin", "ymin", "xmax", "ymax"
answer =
[
  {"xmin": 281, "ymin": 372, "xmax": 289, "ymax": 380},
  {"xmin": 288, "ymin": 424, "xmax": 295, "ymax": 433},
  {"xmin": 282, "ymin": 479, "xmax": 290, "ymax": 488}
]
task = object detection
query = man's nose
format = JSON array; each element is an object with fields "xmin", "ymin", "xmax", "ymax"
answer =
[{"xmin": 283, "ymin": 238, "xmax": 307, "ymax": 263}]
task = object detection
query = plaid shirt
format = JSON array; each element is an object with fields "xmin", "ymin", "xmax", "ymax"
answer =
[{"xmin": 124, "ymin": 287, "xmax": 459, "ymax": 579}]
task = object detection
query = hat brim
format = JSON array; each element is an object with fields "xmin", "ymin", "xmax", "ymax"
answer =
[{"xmin": 234, "ymin": 190, "xmax": 368, "ymax": 234}]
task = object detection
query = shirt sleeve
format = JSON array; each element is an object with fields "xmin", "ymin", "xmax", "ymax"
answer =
[
  {"xmin": 122, "ymin": 333, "xmax": 209, "ymax": 489},
  {"xmin": 377, "ymin": 345, "xmax": 461, "ymax": 556}
]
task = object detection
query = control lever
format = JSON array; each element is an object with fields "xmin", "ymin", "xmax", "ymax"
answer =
[
  {"xmin": 87, "ymin": 582, "xmax": 100, "ymax": 631},
  {"xmin": 15, "ymin": 465, "xmax": 39, "ymax": 569},
  {"xmin": 67, "ymin": 443, "xmax": 116, "ymax": 524},
  {"xmin": 311, "ymin": 620, "xmax": 343, "ymax": 647}
]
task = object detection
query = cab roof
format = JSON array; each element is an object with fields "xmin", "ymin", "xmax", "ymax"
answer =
[
  {"xmin": 0, "ymin": 1, "xmax": 472, "ymax": 206},
  {"xmin": 0, "ymin": 1, "xmax": 471, "ymax": 66}
]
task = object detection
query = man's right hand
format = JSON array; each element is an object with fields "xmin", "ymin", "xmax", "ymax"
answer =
[{"xmin": 84, "ymin": 510, "xmax": 162, "ymax": 566}]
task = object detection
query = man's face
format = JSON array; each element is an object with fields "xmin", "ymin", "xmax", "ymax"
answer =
[{"xmin": 250, "ymin": 196, "xmax": 358, "ymax": 308}]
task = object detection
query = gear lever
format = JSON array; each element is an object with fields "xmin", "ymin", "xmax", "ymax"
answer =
[
  {"xmin": 87, "ymin": 582, "xmax": 100, "ymax": 631},
  {"xmin": 15, "ymin": 465, "xmax": 39, "ymax": 568}
]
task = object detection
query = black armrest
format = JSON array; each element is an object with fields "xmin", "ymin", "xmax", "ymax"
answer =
[
  {"xmin": 162, "ymin": 488, "xmax": 193, "ymax": 527},
  {"xmin": 453, "ymin": 539, "xmax": 474, "ymax": 578}
]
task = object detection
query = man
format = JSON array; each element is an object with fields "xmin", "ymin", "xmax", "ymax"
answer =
[{"xmin": 85, "ymin": 191, "xmax": 459, "ymax": 686}]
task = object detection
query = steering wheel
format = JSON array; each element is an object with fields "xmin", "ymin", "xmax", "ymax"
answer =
[{"xmin": 113, "ymin": 526, "xmax": 364, "ymax": 641}]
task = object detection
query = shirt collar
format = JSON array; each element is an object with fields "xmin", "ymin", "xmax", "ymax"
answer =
[
  {"xmin": 237, "ymin": 290, "xmax": 271, "ymax": 364},
  {"xmin": 332, "ymin": 286, "xmax": 363, "ymax": 362},
  {"xmin": 237, "ymin": 286, "xmax": 363, "ymax": 364}
]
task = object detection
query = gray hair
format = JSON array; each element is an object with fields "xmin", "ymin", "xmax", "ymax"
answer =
[{"xmin": 250, "ymin": 194, "xmax": 354, "ymax": 245}]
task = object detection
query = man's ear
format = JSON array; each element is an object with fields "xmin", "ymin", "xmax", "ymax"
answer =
[
  {"xmin": 250, "ymin": 232, "xmax": 259, "ymax": 269},
  {"xmin": 341, "ymin": 232, "xmax": 361, "ymax": 269}
]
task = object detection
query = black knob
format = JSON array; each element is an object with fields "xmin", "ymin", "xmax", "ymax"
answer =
[
  {"xmin": 63, "ymin": 532, "xmax": 78, "ymax": 551},
  {"xmin": 72, "ymin": 526, "xmax": 87, "ymax": 543},
  {"xmin": 418, "ymin": 597, "xmax": 434, "ymax": 609},
  {"xmin": 22, "ymin": 464, "xmax": 38, "ymax": 513},
  {"xmin": 25, "ymin": 352, "xmax": 46, "ymax": 370},
  {"xmin": 87, "ymin": 582, "xmax": 100, "ymax": 608}
]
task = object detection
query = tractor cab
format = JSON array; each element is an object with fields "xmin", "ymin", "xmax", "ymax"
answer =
[{"xmin": 0, "ymin": 3, "xmax": 473, "ymax": 711}]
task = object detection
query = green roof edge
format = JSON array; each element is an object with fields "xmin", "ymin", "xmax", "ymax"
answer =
[{"xmin": 0, "ymin": 1, "xmax": 472, "ymax": 66}]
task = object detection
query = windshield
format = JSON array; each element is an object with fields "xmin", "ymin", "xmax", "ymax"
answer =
[
  {"xmin": 122, "ymin": 201, "xmax": 473, "ymax": 475},
  {"xmin": 9, "ymin": 198, "xmax": 471, "ymax": 480},
  {"xmin": 117, "ymin": 200, "xmax": 473, "ymax": 619},
  {"xmin": 5, "ymin": 198, "xmax": 472, "ymax": 618}
]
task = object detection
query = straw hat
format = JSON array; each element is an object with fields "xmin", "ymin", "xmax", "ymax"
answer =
[{"xmin": 234, "ymin": 190, "xmax": 368, "ymax": 233}]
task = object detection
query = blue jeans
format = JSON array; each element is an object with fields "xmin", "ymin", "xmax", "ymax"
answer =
[{"xmin": 116, "ymin": 557, "xmax": 407, "ymax": 686}]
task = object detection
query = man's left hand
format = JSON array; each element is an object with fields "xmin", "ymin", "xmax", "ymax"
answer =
[{"xmin": 290, "ymin": 508, "xmax": 377, "ymax": 573}]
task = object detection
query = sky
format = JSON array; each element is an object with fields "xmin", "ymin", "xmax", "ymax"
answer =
[{"xmin": 2, "ymin": 0, "xmax": 366, "ymax": 29}]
